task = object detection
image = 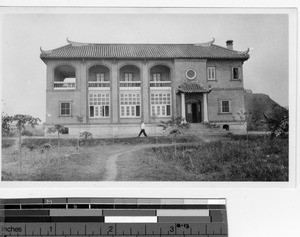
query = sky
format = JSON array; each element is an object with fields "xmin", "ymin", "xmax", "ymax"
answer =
[{"xmin": 1, "ymin": 11, "xmax": 290, "ymax": 122}]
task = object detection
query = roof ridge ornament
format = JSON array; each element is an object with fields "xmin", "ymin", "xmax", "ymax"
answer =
[
  {"xmin": 40, "ymin": 47, "xmax": 53, "ymax": 54},
  {"xmin": 237, "ymin": 47, "xmax": 250, "ymax": 54},
  {"xmin": 67, "ymin": 38, "xmax": 90, "ymax": 46},
  {"xmin": 194, "ymin": 38, "xmax": 215, "ymax": 47}
]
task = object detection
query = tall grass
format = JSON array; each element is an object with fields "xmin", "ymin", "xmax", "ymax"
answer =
[{"xmin": 146, "ymin": 137, "xmax": 288, "ymax": 181}]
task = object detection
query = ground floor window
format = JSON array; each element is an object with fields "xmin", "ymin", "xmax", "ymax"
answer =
[
  {"xmin": 150, "ymin": 92, "xmax": 171, "ymax": 117},
  {"xmin": 89, "ymin": 93, "xmax": 110, "ymax": 118},
  {"xmin": 221, "ymin": 100, "xmax": 230, "ymax": 113},
  {"xmin": 120, "ymin": 92, "xmax": 141, "ymax": 117},
  {"xmin": 60, "ymin": 102, "xmax": 71, "ymax": 116}
]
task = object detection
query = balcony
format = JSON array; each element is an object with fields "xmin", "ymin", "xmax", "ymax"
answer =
[
  {"xmin": 54, "ymin": 81, "xmax": 76, "ymax": 90},
  {"xmin": 88, "ymin": 81, "xmax": 110, "ymax": 90},
  {"xmin": 120, "ymin": 81, "xmax": 141, "ymax": 90},
  {"xmin": 150, "ymin": 81, "xmax": 171, "ymax": 89}
]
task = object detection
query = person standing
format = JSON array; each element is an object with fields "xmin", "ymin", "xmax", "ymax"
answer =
[{"xmin": 138, "ymin": 121, "xmax": 147, "ymax": 137}]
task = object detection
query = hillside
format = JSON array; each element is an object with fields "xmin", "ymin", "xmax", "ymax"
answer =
[{"xmin": 244, "ymin": 90, "xmax": 287, "ymax": 131}]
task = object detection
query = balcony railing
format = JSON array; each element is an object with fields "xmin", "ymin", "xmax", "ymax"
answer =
[
  {"xmin": 150, "ymin": 81, "xmax": 171, "ymax": 88},
  {"xmin": 54, "ymin": 81, "xmax": 76, "ymax": 89},
  {"xmin": 88, "ymin": 81, "xmax": 110, "ymax": 89},
  {"xmin": 120, "ymin": 81, "xmax": 141, "ymax": 89}
]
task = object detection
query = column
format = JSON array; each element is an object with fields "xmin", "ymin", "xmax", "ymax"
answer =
[
  {"xmin": 142, "ymin": 63, "xmax": 150, "ymax": 123},
  {"xmin": 111, "ymin": 63, "xmax": 119, "ymax": 123},
  {"xmin": 181, "ymin": 93, "xmax": 186, "ymax": 119},
  {"xmin": 203, "ymin": 93, "xmax": 208, "ymax": 122},
  {"xmin": 80, "ymin": 62, "xmax": 88, "ymax": 124}
]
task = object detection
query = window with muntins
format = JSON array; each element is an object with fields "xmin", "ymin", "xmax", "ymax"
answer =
[
  {"xmin": 152, "ymin": 73, "xmax": 161, "ymax": 81},
  {"xmin": 96, "ymin": 73, "xmax": 105, "ymax": 82},
  {"xmin": 124, "ymin": 73, "xmax": 133, "ymax": 81},
  {"xmin": 221, "ymin": 101, "xmax": 230, "ymax": 113},
  {"xmin": 207, "ymin": 67, "xmax": 216, "ymax": 80},
  {"xmin": 89, "ymin": 93, "xmax": 110, "ymax": 118},
  {"xmin": 60, "ymin": 102, "xmax": 71, "ymax": 116},
  {"xmin": 150, "ymin": 93, "xmax": 171, "ymax": 117},
  {"xmin": 120, "ymin": 93, "xmax": 141, "ymax": 117}
]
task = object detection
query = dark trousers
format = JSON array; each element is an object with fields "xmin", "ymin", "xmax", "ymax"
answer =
[{"xmin": 138, "ymin": 129, "xmax": 147, "ymax": 137}]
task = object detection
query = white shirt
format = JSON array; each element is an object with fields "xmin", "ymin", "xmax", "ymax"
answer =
[{"xmin": 141, "ymin": 123, "xmax": 145, "ymax": 129}]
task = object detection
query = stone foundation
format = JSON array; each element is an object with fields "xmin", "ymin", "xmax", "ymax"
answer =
[{"xmin": 44, "ymin": 124, "xmax": 165, "ymax": 138}]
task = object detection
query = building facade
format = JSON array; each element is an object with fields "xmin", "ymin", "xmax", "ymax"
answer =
[{"xmin": 40, "ymin": 38, "xmax": 250, "ymax": 136}]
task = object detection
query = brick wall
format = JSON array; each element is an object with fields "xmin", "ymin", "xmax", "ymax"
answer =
[{"xmin": 45, "ymin": 58, "xmax": 246, "ymax": 128}]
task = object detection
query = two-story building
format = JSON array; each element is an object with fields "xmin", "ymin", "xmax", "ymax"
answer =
[{"xmin": 40, "ymin": 38, "xmax": 249, "ymax": 136}]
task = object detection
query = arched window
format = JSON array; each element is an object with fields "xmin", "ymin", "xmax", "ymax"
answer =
[
  {"xmin": 54, "ymin": 65, "xmax": 76, "ymax": 90},
  {"xmin": 150, "ymin": 65, "xmax": 171, "ymax": 88},
  {"xmin": 88, "ymin": 65, "xmax": 110, "ymax": 88},
  {"xmin": 119, "ymin": 65, "xmax": 141, "ymax": 88}
]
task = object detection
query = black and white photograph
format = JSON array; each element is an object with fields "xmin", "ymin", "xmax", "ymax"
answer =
[{"xmin": 0, "ymin": 8, "xmax": 294, "ymax": 182}]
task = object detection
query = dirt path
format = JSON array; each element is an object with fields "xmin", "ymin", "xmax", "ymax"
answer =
[
  {"xmin": 104, "ymin": 148, "xmax": 142, "ymax": 181},
  {"xmin": 103, "ymin": 141, "xmax": 207, "ymax": 181}
]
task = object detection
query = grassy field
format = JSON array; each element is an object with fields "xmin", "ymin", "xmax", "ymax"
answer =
[
  {"xmin": 116, "ymin": 135, "xmax": 289, "ymax": 181},
  {"xmin": 2, "ymin": 144, "xmax": 129, "ymax": 181},
  {"xmin": 1, "ymin": 135, "xmax": 200, "ymax": 181},
  {"xmin": 2, "ymin": 134, "xmax": 288, "ymax": 181}
]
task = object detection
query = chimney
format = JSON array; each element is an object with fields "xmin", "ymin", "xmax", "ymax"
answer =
[{"xmin": 226, "ymin": 40, "xmax": 233, "ymax": 50}]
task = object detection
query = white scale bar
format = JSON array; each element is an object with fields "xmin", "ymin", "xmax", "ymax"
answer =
[
  {"xmin": 208, "ymin": 199, "xmax": 226, "ymax": 205},
  {"xmin": 105, "ymin": 216, "xmax": 157, "ymax": 223}
]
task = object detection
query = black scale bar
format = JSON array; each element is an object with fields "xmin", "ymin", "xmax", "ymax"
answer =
[{"xmin": 2, "ymin": 204, "xmax": 226, "ymax": 210}]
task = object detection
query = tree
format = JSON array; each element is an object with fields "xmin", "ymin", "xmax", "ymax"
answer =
[
  {"xmin": 74, "ymin": 115, "xmax": 84, "ymax": 150},
  {"xmin": 264, "ymin": 105, "xmax": 288, "ymax": 139},
  {"xmin": 2, "ymin": 113, "xmax": 12, "ymax": 136},
  {"xmin": 158, "ymin": 116, "xmax": 188, "ymax": 156},
  {"xmin": 10, "ymin": 114, "xmax": 41, "ymax": 170},
  {"xmin": 233, "ymin": 110, "xmax": 249, "ymax": 141},
  {"xmin": 47, "ymin": 124, "xmax": 66, "ymax": 147}
]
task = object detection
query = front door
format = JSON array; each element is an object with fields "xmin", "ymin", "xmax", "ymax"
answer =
[{"xmin": 186, "ymin": 102, "xmax": 201, "ymax": 123}]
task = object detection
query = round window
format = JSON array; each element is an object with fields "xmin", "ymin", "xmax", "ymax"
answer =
[{"xmin": 186, "ymin": 68, "xmax": 197, "ymax": 80}]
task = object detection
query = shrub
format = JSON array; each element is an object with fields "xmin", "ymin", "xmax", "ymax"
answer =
[
  {"xmin": 1, "ymin": 139, "xmax": 15, "ymax": 148},
  {"xmin": 21, "ymin": 130, "xmax": 33, "ymax": 136},
  {"xmin": 26, "ymin": 144, "xmax": 38, "ymax": 151}
]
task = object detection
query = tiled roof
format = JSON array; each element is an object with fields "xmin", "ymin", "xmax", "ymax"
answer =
[
  {"xmin": 178, "ymin": 82, "xmax": 210, "ymax": 93},
  {"xmin": 40, "ymin": 39, "xmax": 250, "ymax": 60}
]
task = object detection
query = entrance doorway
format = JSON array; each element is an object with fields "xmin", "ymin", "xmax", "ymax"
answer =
[{"xmin": 186, "ymin": 101, "xmax": 201, "ymax": 123}]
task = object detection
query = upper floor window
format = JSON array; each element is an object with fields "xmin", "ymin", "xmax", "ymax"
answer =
[
  {"xmin": 89, "ymin": 65, "xmax": 110, "ymax": 89},
  {"xmin": 152, "ymin": 73, "xmax": 161, "ymax": 81},
  {"xmin": 124, "ymin": 73, "xmax": 133, "ymax": 81},
  {"xmin": 220, "ymin": 100, "xmax": 230, "ymax": 113},
  {"xmin": 60, "ymin": 102, "xmax": 71, "ymax": 116},
  {"xmin": 54, "ymin": 65, "xmax": 76, "ymax": 90},
  {"xmin": 186, "ymin": 68, "xmax": 197, "ymax": 80},
  {"xmin": 207, "ymin": 67, "xmax": 216, "ymax": 81},
  {"xmin": 96, "ymin": 73, "xmax": 105, "ymax": 82},
  {"xmin": 150, "ymin": 65, "xmax": 171, "ymax": 88},
  {"xmin": 119, "ymin": 65, "xmax": 141, "ymax": 89},
  {"xmin": 232, "ymin": 67, "xmax": 242, "ymax": 80}
]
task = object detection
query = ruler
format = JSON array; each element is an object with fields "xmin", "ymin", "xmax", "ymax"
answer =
[{"xmin": 0, "ymin": 198, "xmax": 228, "ymax": 237}]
